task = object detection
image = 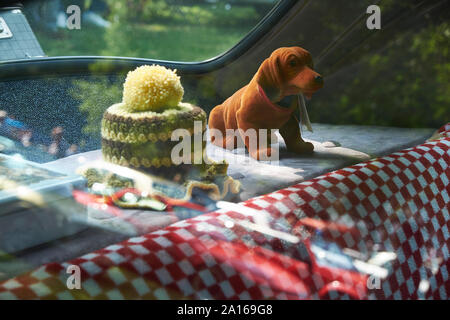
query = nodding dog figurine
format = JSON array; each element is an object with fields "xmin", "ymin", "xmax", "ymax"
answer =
[{"xmin": 209, "ymin": 46, "xmax": 323, "ymax": 160}]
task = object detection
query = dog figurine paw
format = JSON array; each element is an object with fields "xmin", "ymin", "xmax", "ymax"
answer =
[{"xmin": 209, "ymin": 46, "xmax": 323, "ymax": 160}]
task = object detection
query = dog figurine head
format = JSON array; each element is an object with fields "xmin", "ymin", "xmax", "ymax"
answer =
[{"xmin": 256, "ymin": 47, "xmax": 323, "ymax": 102}]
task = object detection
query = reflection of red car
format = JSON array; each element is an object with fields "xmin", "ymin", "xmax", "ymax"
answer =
[
  {"xmin": 302, "ymin": 237, "xmax": 368, "ymax": 299},
  {"xmin": 292, "ymin": 217, "xmax": 396, "ymax": 293},
  {"xmin": 294, "ymin": 217, "xmax": 359, "ymax": 236},
  {"xmin": 293, "ymin": 217, "xmax": 360, "ymax": 248},
  {"xmin": 205, "ymin": 237, "xmax": 368, "ymax": 299}
]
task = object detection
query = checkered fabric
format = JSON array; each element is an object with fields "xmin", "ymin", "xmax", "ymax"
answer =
[
  {"xmin": 429, "ymin": 123, "xmax": 450, "ymax": 141},
  {"xmin": 0, "ymin": 124, "xmax": 448, "ymax": 300},
  {"xmin": 439, "ymin": 123, "xmax": 450, "ymax": 135}
]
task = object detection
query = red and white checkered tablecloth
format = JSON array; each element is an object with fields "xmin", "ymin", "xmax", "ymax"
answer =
[
  {"xmin": 438, "ymin": 123, "xmax": 450, "ymax": 136},
  {"xmin": 0, "ymin": 124, "xmax": 448, "ymax": 300}
]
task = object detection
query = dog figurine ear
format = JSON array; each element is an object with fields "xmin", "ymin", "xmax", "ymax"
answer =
[{"xmin": 256, "ymin": 54, "xmax": 284, "ymax": 102}]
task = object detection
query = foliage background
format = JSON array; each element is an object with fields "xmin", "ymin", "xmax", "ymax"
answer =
[{"xmin": 25, "ymin": 0, "xmax": 449, "ymax": 138}]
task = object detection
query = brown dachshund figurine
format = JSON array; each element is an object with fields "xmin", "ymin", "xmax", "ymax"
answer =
[{"xmin": 209, "ymin": 46, "xmax": 323, "ymax": 160}]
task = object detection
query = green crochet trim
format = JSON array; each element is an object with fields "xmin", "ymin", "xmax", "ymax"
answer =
[
  {"xmin": 101, "ymin": 102, "xmax": 206, "ymax": 143},
  {"xmin": 102, "ymin": 139, "xmax": 206, "ymax": 169}
]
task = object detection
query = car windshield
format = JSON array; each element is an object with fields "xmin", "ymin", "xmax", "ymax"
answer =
[
  {"xmin": 0, "ymin": 0, "xmax": 448, "ymax": 301},
  {"xmin": 23, "ymin": 0, "xmax": 279, "ymax": 62}
]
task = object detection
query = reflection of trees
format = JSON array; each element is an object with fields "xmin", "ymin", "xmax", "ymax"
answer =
[
  {"xmin": 104, "ymin": 0, "xmax": 261, "ymax": 26},
  {"xmin": 101, "ymin": 0, "xmax": 263, "ymax": 61},
  {"xmin": 311, "ymin": 20, "xmax": 450, "ymax": 128},
  {"xmin": 277, "ymin": 0, "xmax": 450, "ymax": 129},
  {"xmin": 70, "ymin": 78, "xmax": 122, "ymax": 137}
]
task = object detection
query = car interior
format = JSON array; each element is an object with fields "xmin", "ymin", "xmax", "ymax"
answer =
[{"xmin": 0, "ymin": 0, "xmax": 448, "ymax": 301}]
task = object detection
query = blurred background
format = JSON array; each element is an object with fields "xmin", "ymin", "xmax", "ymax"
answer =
[{"xmin": 24, "ymin": 0, "xmax": 275, "ymax": 61}]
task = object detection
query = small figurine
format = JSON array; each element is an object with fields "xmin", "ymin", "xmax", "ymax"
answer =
[
  {"xmin": 209, "ymin": 47, "xmax": 323, "ymax": 160},
  {"xmin": 96, "ymin": 65, "xmax": 240, "ymax": 201}
]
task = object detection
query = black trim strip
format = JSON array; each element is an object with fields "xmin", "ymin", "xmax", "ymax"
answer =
[{"xmin": 0, "ymin": 0, "xmax": 298, "ymax": 80}]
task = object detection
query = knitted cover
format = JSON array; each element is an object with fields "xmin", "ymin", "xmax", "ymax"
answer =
[
  {"xmin": 0, "ymin": 123, "xmax": 448, "ymax": 300},
  {"xmin": 101, "ymin": 102, "xmax": 207, "ymax": 169}
]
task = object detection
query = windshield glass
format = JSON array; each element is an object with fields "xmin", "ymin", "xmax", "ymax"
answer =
[
  {"xmin": 22, "ymin": 0, "xmax": 279, "ymax": 61},
  {"xmin": 0, "ymin": 0, "xmax": 448, "ymax": 301}
]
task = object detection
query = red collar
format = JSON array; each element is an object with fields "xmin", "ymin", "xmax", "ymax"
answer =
[{"xmin": 258, "ymin": 85, "xmax": 295, "ymax": 114}]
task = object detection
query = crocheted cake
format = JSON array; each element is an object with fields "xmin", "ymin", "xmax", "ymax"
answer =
[
  {"xmin": 101, "ymin": 65, "xmax": 207, "ymax": 169},
  {"xmin": 97, "ymin": 65, "xmax": 240, "ymax": 201}
]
